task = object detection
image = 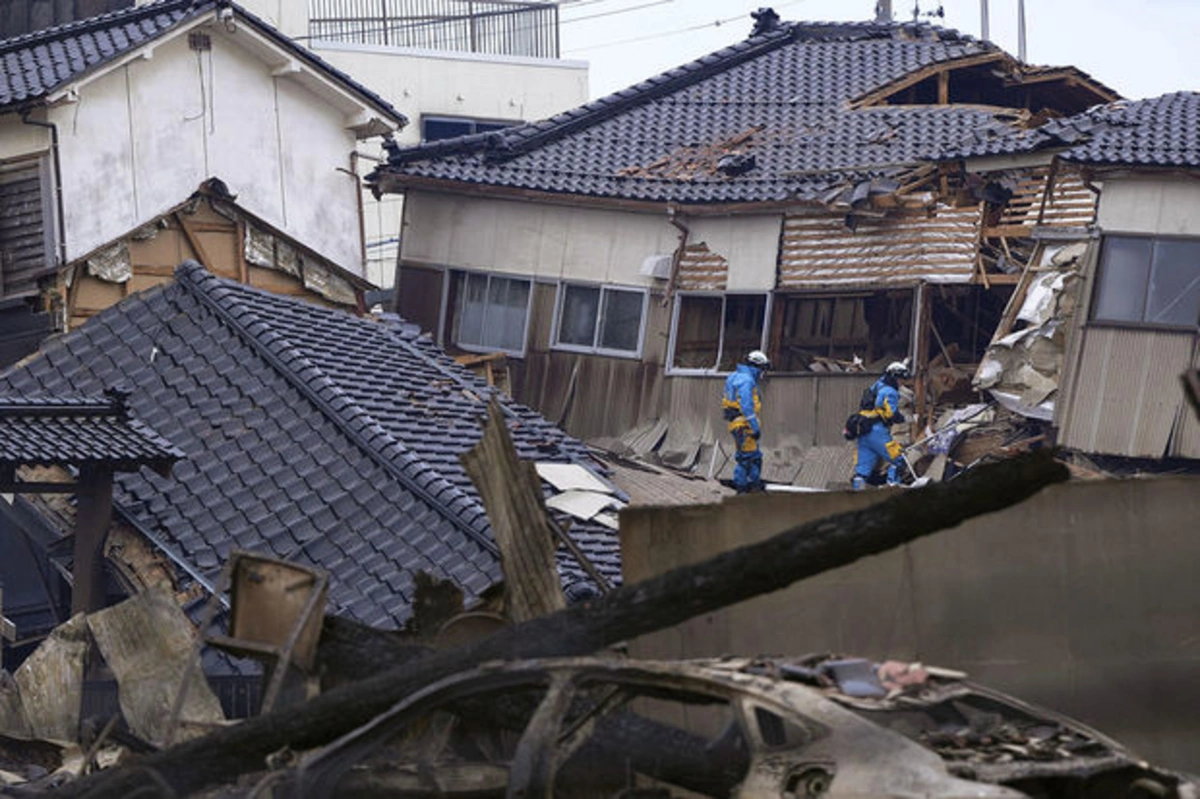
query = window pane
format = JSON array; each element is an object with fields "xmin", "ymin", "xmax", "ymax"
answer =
[
  {"xmin": 558, "ymin": 285, "xmax": 600, "ymax": 347},
  {"xmin": 598, "ymin": 289, "xmax": 643, "ymax": 352},
  {"xmin": 483, "ymin": 277, "xmax": 530, "ymax": 352},
  {"xmin": 673, "ymin": 296, "xmax": 722, "ymax": 369},
  {"xmin": 456, "ymin": 273, "xmax": 488, "ymax": 347},
  {"xmin": 1093, "ymin": 237, "xmax": 1152, "ymax": 323},
  {"xmin": 718, "ymin": 296, "xmax": 767, "ymax": 372},
  {"xmin": 1146, "ymin": 239, "xmax": 1200, "ymax": 327}
]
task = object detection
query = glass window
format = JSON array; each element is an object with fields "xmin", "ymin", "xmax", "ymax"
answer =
[
  {"xmin": 670, "ymin": 294, "xmax": 768, "ymax": 372},
  {"xmin": 451, "ymin": 272, "xmax": 531, "ymax": 354},
  {"xmin": 554, "ymin": 284, "xmax": 645, "ymax": 356},
  {"xmin": 1093, "ymin": 236, "xmax": 1200, "ymax": 328},
  {"xmin": 422, "ymin": 116, "xmax": 517, "ymax": 143}
]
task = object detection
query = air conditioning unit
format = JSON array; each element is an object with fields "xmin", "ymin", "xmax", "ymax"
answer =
[{"xmin": 640, "ymin": 254, "xmax": 673, "ymax": 280}]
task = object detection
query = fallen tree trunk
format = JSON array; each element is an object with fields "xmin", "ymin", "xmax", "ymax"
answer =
[{"xmin": 47, "ymin": 450, "xmax": 1068, "ymax": 799}]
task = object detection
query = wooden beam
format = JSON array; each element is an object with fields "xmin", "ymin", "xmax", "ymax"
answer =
[
  {"xmin": 174, "ymin": 213, "xmax": 214, "ymax": 271},
  {"xmin": 72, "ymin": 466, "xmax": 114, "ymax": 616},
  {"xmin": 937, "ymin": 70, "xmax": 949, "ymax": 105},
  {"xmin": 847, "ymin": 52, "xmax": 1007, "ymax": 109}
]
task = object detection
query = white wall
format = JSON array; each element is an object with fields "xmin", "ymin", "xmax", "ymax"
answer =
[
  {"xmin": 402, "ymin": 191, "xmax": 682, "ymax": 287},
  {"xmin": 48, "ymin": 23, "xmax": 368, "ymax": 271},
  {"xmin": 687, "ymin": 215, "xmax": 782, "ymax": 291},
  {"xmin": 308, "ymin": 44, "xmax": 588, "ymax": 146},
  {"xmin": 1096, "ymin": 176, "xmax": 1200, "ymax": 236}
]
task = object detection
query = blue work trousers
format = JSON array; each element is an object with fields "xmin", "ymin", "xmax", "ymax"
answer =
[
  {"xmin": 853, "ymin": 422, "xmax": 900, "ymax": 488},
  {"xmin": 731, "ymin": 428, "xmax": 763, "ymax": 493}
]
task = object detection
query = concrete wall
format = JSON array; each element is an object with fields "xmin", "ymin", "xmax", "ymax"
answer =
[
  {"xmin": 620, "ymin": 477, "xmax": 1200, "ymax": 772},
  {"xmin": 12, "ymin": 20, "xmax": 371, "ymax": 275}
]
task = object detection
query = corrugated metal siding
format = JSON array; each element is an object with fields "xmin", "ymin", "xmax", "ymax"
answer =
[
  {"xmin": 779, "ymin": 207, "xmax": 978, "ymax": 288},
  {"xmin": 1053, "ymin": 242, "xmax": 1100, "ymax": 436},
  {"xmin": 0, "ymin": 164, "xmax": 52, "ymax": 299},
  {"xmin": 1059, "ymin": 328, "xmax": 1196, "ymax": 457},
  {"xmin": 1170, "ymin": 341, "xmax": 1200, "ymax": 459},
  {"xmin": 675, "ymin": 242, "xmax": 728, "ymax": 291}
]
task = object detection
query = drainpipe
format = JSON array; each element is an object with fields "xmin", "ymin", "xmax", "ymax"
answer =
[
  {"xmin": 338, "ymin": 151, "xmax": 368, "ymax": 283},
  {"xmin": 19, "ymin": 112, "xmax": 68, "ymax": 291},
  {"xmin": 663, "ymin": 205, "xmax": 689, "ymax": 307}
]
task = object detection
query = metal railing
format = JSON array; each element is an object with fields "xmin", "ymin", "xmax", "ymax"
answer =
[{"xmin": 309, "ymin": 0, "xmax": 560, "ymax": 58}]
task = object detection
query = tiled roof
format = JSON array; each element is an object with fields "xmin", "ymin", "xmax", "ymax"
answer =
[
  {"xmin": 946, "ymin": 92, "xmax": 1200, "ymax": 169},
  {"xmin": 0, "ymin": 263, "xmax": 618, "ymax": 628},
  {"xmin": 0, "ymin": 392, "xmax": 183, "ymax": 473},
  {"xmin": 370, "ymin": 19, "xmax": 1082, "ymax": 204},
  {"xmin": 0, "ymin": 0, "xmax": 405, "ymax": 124}
]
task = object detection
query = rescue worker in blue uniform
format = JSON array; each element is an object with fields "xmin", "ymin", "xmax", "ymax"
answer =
[
  {"xmin": 722, "ymin": 350, "xmax": 770, "ymax": 493},
  {"xmin": 852, "ymin": 360, "xmax": 911, "ymax": 490}
]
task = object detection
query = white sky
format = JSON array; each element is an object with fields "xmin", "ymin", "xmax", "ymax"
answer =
[{"xmin": 559, "ymin": 0, "xmax": 1200, "ymax": 102}]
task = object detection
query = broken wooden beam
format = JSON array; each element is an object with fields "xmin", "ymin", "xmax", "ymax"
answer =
[{"xmin": 49, "ymin": 450, "xmax": 1069, "ymax": 799}]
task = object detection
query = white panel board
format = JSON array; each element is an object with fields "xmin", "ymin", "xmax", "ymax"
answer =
[{"xmin": 688, "ymin": 215, "xmax": 781, "ymax": 291}]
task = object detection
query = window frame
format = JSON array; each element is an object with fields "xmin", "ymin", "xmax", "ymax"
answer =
[
  {"xmin": 550, "ymin": 281, "xmax": 649, "ymax": 359},
  {"xmin": 666, "ymin": 291, "xmax": 772, "ymax": 376},
  {"xmin": 769, "ymin": 288, "xmax": 916, "ymax": 373},
  {"xmin": 443, "ymin": 269, "xmax": 534, "ymax": 358},
  {"xmin": 1089, "ymin": 232, "xmax": 1200, "ymax": 332},
  {"xmin": 420, "ymin": 114, "xmax": 520, "ymax": 143}
]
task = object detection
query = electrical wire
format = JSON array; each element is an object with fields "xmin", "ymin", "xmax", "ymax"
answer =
[{"xmin": 564, "ymin": 0, "xmax": 807, "ymax": 54}]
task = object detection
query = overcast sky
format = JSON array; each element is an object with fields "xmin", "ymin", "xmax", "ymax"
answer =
[{"xmin": 559, "ymin": 0, "xmax": 1200, "ymax": 102}]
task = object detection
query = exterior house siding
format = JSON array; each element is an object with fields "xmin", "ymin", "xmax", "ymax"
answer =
[
  {"xmin": 1056, "ymin": 177, "xmax": 1200, "ymax": 459},
  {"xmin": 48, "ymin": 30, "xmax": 366, "ymax": 272}
]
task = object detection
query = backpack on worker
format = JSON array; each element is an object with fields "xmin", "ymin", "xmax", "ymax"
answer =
[{"xmin": 843, "ymin": 411, "xmax": 874, "ymax": 440}]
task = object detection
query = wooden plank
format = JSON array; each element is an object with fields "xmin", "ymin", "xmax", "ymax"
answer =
[{"xmin": 460, "ymin": 401, "xmax": 565, "ymax": 623}]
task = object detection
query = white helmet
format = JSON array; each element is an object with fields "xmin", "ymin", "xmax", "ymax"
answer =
[
  {"xmin": 885, "ymin": 359, "xmax": 911, "ymax": 378},
  {"xmin": 746, "ymin": 350, "xmax": 771, "ymax": 369}
]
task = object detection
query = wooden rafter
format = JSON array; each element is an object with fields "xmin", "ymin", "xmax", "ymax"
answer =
[{"xmin": 847, "ymin": 52, "xmax": 1008, "ymax": 109}]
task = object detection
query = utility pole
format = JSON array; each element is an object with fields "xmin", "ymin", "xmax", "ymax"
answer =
[
  {"xmin": 1017, "ymin": 0, "xmax": 1027, "ymax": 61},
  {"xmin": 875, "ymin": 0, "xmax": 892, "ymax": 22},
  {"xmin": 980, "ymin": 0, "xmax": 989, "ymax": 40}
]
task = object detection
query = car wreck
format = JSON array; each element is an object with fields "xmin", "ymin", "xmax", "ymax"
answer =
[{"xmin": 270, "ymin": 655, "xmax": 1197, "ymax": 799}]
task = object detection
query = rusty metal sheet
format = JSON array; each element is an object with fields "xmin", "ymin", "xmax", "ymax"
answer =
[
  {"xmin": 1058, "ymin": 328, "xmax": 1195, "ymax": 457},
  {"xmin": 779, "ymin": 207, "xmax": 978, "ymax": 288},
  {"xmin": 674, "ymin": 242, "xmax": 728, "ymax": 291}
]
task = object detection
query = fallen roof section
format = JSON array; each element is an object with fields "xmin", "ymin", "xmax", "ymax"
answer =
[{"xmin": 0, "ymin": 263, "xmax": 620, "ymax": 628}]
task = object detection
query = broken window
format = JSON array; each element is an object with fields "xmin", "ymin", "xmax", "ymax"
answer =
[
  {"xmin": 670, "ymin": 293, "xmax": 768, "ymax": 372},
  {"xmin": 553, "ymin": 283, "xmax": 646, "ymax": 356},
  {"xmin": 771, "ymin": 290, "xmax": 913, "ymax": 372},
  {"xmin": 0, "ymin": 159, "xmax": 54, "ymax": 300},
  {"xmin": 449, "ymin": 271, "xmax": 532, "ymax": 355},
  {"xmin": 1092, "ymin": 235, "xmax": 1200, "ymax": 328}
]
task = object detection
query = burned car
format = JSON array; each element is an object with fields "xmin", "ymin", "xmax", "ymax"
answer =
[{"xmin": 275, "ymin": 655, "xmax": 1196, "ymax": 798}]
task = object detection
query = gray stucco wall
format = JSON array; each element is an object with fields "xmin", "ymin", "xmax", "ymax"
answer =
[{"xmin": 620, "ymin": 477, "xmax": 1200, "ymax": 772}]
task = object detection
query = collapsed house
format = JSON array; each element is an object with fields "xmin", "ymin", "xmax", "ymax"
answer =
[
  {"xmin": 0, "ymin": 0, "xmax": 405, "ymax": 367},
  {"xmin": 0, "ymin": 263, "xmax": 622, "ymax": 675},
  {"xmin": 367, "ymin": 9, "xmax": 1119, "ymax": 486},
  {"xmin": 942, "ymin": 90, "xmax": 1200, "ymax": 462}
]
